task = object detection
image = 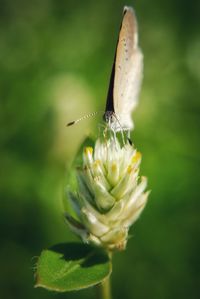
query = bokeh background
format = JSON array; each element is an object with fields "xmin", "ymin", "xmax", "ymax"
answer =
[{"xmin": 1, "ymin": 0, "xmax": 200, "ymax": 298}]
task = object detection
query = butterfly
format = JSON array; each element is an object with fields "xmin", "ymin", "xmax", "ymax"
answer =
[
  {"xmin": 104, "ymin": 6, "xmax": 143, "ymax": 132},
  {"xmin": 67, "ymin": 6, "xmax": 143, "ymax": 131}
]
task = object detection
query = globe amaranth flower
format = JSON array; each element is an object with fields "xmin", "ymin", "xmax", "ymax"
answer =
[{"xmin": 65, "ymin": 134, "xmax": 149, "ymax": 251}]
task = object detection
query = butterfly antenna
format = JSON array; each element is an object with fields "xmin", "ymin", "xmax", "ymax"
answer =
[{"xmin": 66, "ymin": 111, "xmax": 102, "ymax": 127}]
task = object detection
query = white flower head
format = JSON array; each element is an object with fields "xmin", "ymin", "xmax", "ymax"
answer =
[{"xmin": 65, "ymin": 132, "xmax": 149, "ymax": 251}]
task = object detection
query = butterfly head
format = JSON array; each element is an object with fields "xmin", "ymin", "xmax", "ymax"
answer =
[{"xmin": 103, "ymin": 110, "xmax": 115, "ymax": 123}]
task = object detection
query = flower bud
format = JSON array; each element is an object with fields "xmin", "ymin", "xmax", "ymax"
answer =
[{"xmin": 65, "ymin": 134, "xmax": 149, "ymax": 251}]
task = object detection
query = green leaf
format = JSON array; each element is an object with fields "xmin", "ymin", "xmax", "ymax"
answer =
[{"xmin": 35, "ymin": 242, "xmax": 112, "ymax": 292}]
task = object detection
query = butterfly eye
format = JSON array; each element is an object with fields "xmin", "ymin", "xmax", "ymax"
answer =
[{"xmin": 103, "ymin": 111, "xmax": 113, "ymax": 123}]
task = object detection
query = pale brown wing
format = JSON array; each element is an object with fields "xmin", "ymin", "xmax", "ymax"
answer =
[{"xmin": 113, "ymin": 7, "xmax": 143, "ymax": 130}]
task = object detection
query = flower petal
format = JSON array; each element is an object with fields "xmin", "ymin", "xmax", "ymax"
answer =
[
  {"xmin": 83, "ymin": 147, "xmax": 94, "ymax": 166},
  {"xmin": 110, "ymin": 168, "xmax": 139, "ymax": 200},
  {"xmin": 67, "ymin": 191, "xmax": 81, "ymax": 218},
  {"xmin": 107, "ymin": 162, "xmax": 120, "ymax": 186},
  {"xmin": 81, "ymin": 208, "xmax": 110, "ymax": 237},
  {"xmin": 93, "ymin": 177, "xmax": 115, "ymax": 211},
  {"xmin": 124, "ymin": 176, "xmax": 148, "ymax": 211},
  {"xmin": 100, "ymin": 227, "xmax": 128, "ymax": 250},
  {"xmin": 92, "ymin": 160, "xmax": 111, "ymax": 190},
  {"xmin": 77, "ymin": 171, "xmax": 94, "ymax": 203},
  {"xmin": 65, "ymin": 213, "xmax": 88, "ymax": 240},
  {"xmin": 105, "ymin": 200, "xmax": 125, "ymax": 224},
  {"xmin": 122, "ymin": 191, "xmax": 150, "ymax": 226}
]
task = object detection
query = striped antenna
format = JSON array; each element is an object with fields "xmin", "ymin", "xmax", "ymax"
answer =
[{"xmin": 66, "ymin": 111, "xmax": 100, "ymax": 127}]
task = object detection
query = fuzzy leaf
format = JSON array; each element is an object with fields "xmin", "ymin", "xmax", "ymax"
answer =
[{"xmin": 35, "ymin": 242, "xmax": 112, "ymax": 292}]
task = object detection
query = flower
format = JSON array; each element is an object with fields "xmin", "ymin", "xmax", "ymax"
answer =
[{"xmin": 65, "ymin": 133, "xmax": 149, "ymax": 251}]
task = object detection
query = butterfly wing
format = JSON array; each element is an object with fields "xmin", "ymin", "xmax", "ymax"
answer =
[{"xmin": 113, "ymin": 7, "xmax": 143, "ymax": 130}]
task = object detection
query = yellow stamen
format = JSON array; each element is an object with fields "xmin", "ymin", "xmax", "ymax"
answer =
[
  {"xmin": 93, "ymin": 160, "xmax": 101, "ymax": 168},
  {"xmin": 127, "ymin": 165, "xmax": 134, "ymax": 174},
  {"xmin": 132, "ymin": 151, "xmax": 141, "ymax": 163},
  {"xmin": 84, "ymin": 147, "xmax": 93, "ymax": 155},
  {"xmin": 111, "ymin": 163, "xmax": 117, "ymax": 172}
]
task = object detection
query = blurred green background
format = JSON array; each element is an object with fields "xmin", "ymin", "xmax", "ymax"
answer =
[{"xmin": 0, "ymin": 0, "xmax": 200, "ymax": 298}]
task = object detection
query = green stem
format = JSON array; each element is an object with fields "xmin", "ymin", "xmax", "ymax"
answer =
[
  {"xmin": 96, "ymin": 251, "xmax": 112, "ymax": 299},
  {"xmin": 96, "ymin": 275, "xmax": 112, "ymax": 299}
]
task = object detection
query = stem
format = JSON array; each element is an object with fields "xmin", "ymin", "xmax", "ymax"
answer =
[
  {"xmin": 96, "ymin": 275, "xmax": 112, "ymax": 299},
  {"xmin": 97, "ymin": 251, "xmax": 112, "ymax": 299},
  {"xmin": 96, "ymin": 251, "xmax": 112, "ymax": 299}
]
